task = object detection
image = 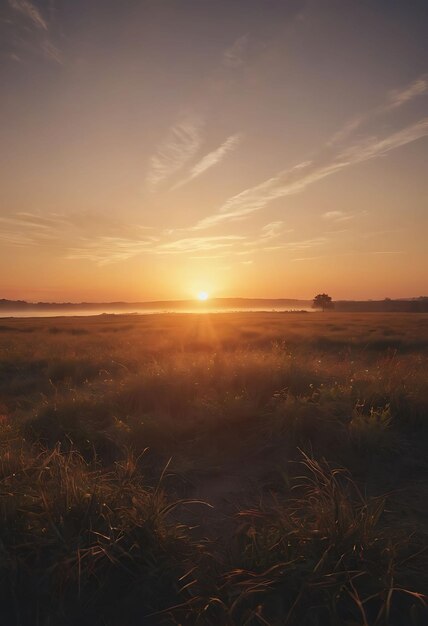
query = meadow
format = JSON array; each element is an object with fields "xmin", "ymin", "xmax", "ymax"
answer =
[{"xmin": 0, "ymin": 311, "xmax": 427, "ymax": 625}]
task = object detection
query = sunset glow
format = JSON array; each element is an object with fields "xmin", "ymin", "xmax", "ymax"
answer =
[
  {"xmin": 197, "ymin": 291, "xmax": 209, "ymax": 301},
  {"xmin": 0, "ymin": 1, "xmax": 427, "ymax": 302}
]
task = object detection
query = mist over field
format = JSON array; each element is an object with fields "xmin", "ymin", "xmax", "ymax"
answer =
[{"xmin": 0, "ymin": 308, "xmax": 311, "ymax": 318}]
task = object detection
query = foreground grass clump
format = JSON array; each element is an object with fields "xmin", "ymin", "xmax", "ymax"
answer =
[
  {"xmin": 157, "ymin": 457, "xmax": 427, "ymax": 626},
  {"xmin": 0, "ymin": 445, "xmax": 202, "ymax": 625},
  {"xmin": 219, "ymin": 457, "xmax": 425, "ymax": 626},
  {"xmin": 0, "ymin": 312, "xmax": 427, "ymax": 624}
]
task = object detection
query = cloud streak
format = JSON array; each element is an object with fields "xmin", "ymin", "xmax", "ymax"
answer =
[
  {"xmin": 156, "ymin": 235, "xmax": 245, "ymax": 254},
  {"xmin": 192, "ymin": 115, "xmax": 428, "ymax": 230},
  {"xmin": 40, "ymin": 39, "xmax": 63, "ymax": 64},
  {"xmin": 0, "ymin": 212, "xmax": 157, "ymax": 264},
  {"xmin": 321, "ymin": 210, "xmax": 366, "ymax": 223},
  {"xmin": 8, "ymin": 0, "xmax": 48, "ymax": 31},
  {"xmin": 6, "ymin": 0, "xmax": 63, "ymax": 64},
  {"xmin": 1, "ymin": 210, "xmax": 369, "ymax": 267},
  {"xmin": 146, "ymin": 115, "xmax": 203, "ymax": 191},
  {"xmin": 223, "ymin": 34, "xmax": 249, "ymax": 68},
  {"xmin": 328, "ymin": 74, "xmax": 428, "ymax": 147},
  {"xmin": 173, "ymin": 133, "xmax": 242, "ymax": 189},
  {"xmin": 293, "ymin": 250, "xmax": 405, "ymax": 262},
  {"xmin": 67, "ymin": 237, "xmax": 157, "ymax": 265},
  {"xmin": 387, "ymin": 75, "xmax": 428, "ymax": 109},
  {"xmin": 338, "ymin": 117, "xmax": 428, "ymax": 163}
]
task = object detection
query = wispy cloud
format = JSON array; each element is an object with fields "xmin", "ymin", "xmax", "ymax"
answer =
[
  {"xmin": 8, "ymin": 52, "xmax": 22, "ymax": 62},
  {"xmin": 145, "ymin": 31, "xmax": 251, "ymax": 194},
  {"xmin": 1, "ymin": 209, "xmax": 325, "ymax": 266},
  {"xmin": 8, "ymin": 0, "xmax": 48, "ymax": 31},
  {"xmin": 387, "ymin": 75, "xmax": 428, "ymax": 109},
  {"xmin": 7, "ymin": 115, "xmax": 422, "ymax": 267},
  {"xmin": 156, "ymin": 235, "xmax": 245, "ymax": 254},
  {"xmin": 0, "ymin": 212, "xmax": 69, "ymax": 239},
  {"xmin": 146, "ymin": 115, "xmax": 203, "ymax": 191},
  {"xmin": 286, "ymin": 237, "xmax": 328, "ymax": 251},
  {"xmin": 226, "ymin": 235, "xmax": 329, "ymax": 261},
  {"xmin": 370, "ymin": 250, "xmax": 404, "ymax": 255},
  {"xmin": 67, "ymin": 237, "xmax": 157, "ymax": 265},
  {"xmin": 323, "ymin": 211, "xmax": 346, "ymax": 221},
  {"xmin": 6, "ymin": 0, "xmax": 63, "ymax": 64},
  {"xmin": 3, "ymin": 73, "xmax": 426, "ymax": 269},
  {"xmin": 173, "ymin": 133, "xmax": 242, "ymax": 189},
  {"xmin": 338, "ymin": 117, "xmax": 428, "ymax": 163},
  {"xmin": 184, "ymin": 224, "xmax": 304, "ymax": 262},
  {"xmin": 191, "ymin": 114, "xmax": 428, "ymax": 231},
  {"xmin": 0, "ymin": 230, "xmax": 39, "ymax": 247},
  {"xmin": 293, "ymin": 250, "xmax": 405, "ymax": 262},
  {"xmin": 0, "ymin": 212, "xmax": 157, "ymax": 265},
  {"xmin": 328, "ymin": 74, "xmax": 428, "ymax": 147},
  {"xmin": 326, "ymin": 117, "xmax": 365, "ymax": 148},
  {"xmin": 292, "ymin": 255, "xmax": 326, "ymax": 262},
  {"xmin": 260, "ymin": 221, "xmax": 284, "ymax": 240},
  {"xmin": 223, "ymin": 34, "xmax": 250, "ymax": 68},
  {"xmin": 0, "ymin": 212, "xmax": 70, "ymax": 250},
  {"xmin": 322, "ymin": 210, "xmax": 357, "ymax": 223},
  {"xmin": 191, "ymin": 160, "xmax": 342, "ymax": 230},
  {"xmin": 40, "ymin": 39, "xmax": 63, "ymax": 64}
]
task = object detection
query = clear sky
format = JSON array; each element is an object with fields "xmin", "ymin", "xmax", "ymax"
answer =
[{"xmin": 1, "ymin": 0, "xmax": 427, "ymax": 302}]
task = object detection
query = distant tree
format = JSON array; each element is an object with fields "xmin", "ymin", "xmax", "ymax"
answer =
[{"xmin": 312, "ymin": 293, "xmax": 334, "ymax": 311}]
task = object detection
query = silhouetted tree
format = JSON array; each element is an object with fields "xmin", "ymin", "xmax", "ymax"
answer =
[{"xmin": 313, "ymin": 293, "xmax": 334, "ymax": 311}]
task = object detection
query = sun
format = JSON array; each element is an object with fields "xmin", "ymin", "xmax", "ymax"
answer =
[{"xmin": 197, "ymin": 291, "xmax": 209, "ymax": 301}]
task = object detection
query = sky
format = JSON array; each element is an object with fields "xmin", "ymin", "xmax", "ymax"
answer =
[{"xmin": 1, "ymin": 0, "xmax": 427, "ymax": 302}]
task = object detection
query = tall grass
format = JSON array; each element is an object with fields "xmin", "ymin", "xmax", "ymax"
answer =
[
  {"xmin": 0, "ymin": 445, "xmax": 209, "ymax": 625},
  {"xmin": 0, "ymin": 312, "xmax": 427, "ymax": 624}
]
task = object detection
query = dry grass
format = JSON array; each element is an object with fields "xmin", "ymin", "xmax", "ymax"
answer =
[{"xmin": 0, "ymin": 312, "xmax": 427, "ymax": 624}]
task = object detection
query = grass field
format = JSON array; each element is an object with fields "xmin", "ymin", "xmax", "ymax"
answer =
[{"xmin": 1, "ymin": 311, "xmax": 427, "ymax": 625}]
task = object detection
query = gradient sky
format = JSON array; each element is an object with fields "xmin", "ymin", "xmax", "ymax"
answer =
[{"xmin": 1, "ymin": 0, "xmax": 427, "ymax": 302}]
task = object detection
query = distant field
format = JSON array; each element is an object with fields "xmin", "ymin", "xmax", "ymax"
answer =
[{"xmin": 1, "ymin": 312, "xmax": 427, "ymax": 625}]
